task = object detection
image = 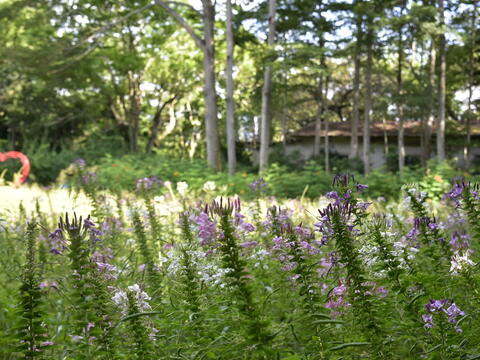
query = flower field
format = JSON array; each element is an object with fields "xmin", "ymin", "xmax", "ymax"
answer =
[{"xmin": 1, "ymin": 167, "xmax": 479, "ymax": 359}]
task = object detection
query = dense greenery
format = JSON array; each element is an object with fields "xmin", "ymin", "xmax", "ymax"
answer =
[{"xmin": 0, "ymin": 0, "xmax": 478, "ymax": 173}]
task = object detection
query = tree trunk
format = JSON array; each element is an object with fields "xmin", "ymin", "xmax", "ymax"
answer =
[
  {"xmin": 127, "ymin": 70, "xmax": 142, "ymax": 153},
  {"xmin": 314, "ymin": 76, "xmax": 324, "ymax": 157},
  {"xmin": 363, "ymin": 19, "xmax": 373, "ymax": 174},
  {"xmin": 324, "ymin": 77, "xmax": 330, "ymax": 174},
  {"xmin": 383, "ymin": 118, "xmax": 389, "ymax": 155},
  {"xmin": 259, "ymin": 0, "xmax": 276, "ymax": 173},
  {"xmin": 187, "ymin": 100, "xmax": 202, "ymax": 159},
  {"xmin": 202, "ymin": 0, "xmax": 221, "ymax": 170},
  {"xmin": 423, "ymin": 38, "xmax": 436, "ymax": 167},
  {"xmin": 397, "ymin": 21, "xmax": 405, "ymax": 173},
  {"xmin": 155, "ymin": 0, "xmax": 221, "ymax": 170},
  {"xmin": 464, "ymin": 0, "xmax": 477, "ymax": 169},
  {"xmin": 146, "ymin": 96, "xmax": 176, "ymax": 153},
  {"xmin": 350, "ymin": 15, "xmax": 362, "ymax": 160},
  {"xmin": 437, "ymin": 0, "xmax": 446, "ymax": 161},
  {"xmin": 226, "ymin": 0, "xmax": 236, "ymax": 175},
  {"xmin": 281, "ymin": 77, "xmax": 288, "ymax": 156}
]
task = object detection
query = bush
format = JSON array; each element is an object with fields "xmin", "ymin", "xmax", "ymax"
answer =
[{"xmin": 25, "ymin": 144, "xmax": 77, "ymax": 185}]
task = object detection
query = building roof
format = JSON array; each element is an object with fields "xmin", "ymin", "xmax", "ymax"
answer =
[{"xmin": 293, "ymin": 120, "xmax": 480, "ymax": 138}]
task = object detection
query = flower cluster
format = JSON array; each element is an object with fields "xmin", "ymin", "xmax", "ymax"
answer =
[
  {"xmin": 112, "ymin": 284, "xmax": 152, "ymax": 316},
  {"xmin": 48, "ymin": 228, "xmax": 66, "ymax": 254},
  {"xmin": 263, "ymin": 206, "xmax": 292, "ymax": 234},
  {"xmin": 249, "ymin": 178, "xmax": 268, "ymax": 193},
  {"xmin": 325, "ymin": 278, "xmax": 350, "ymax": 317},
  {"xmin": 450, "ymin": 251, "xmax": 476, "ymax": 275},
  {"xmin": 84, "ymin": 216, "xmax": 103, "ymax": 244},
  {"xmin": 136, "ymin": 177, "xmax": 162, "ymax": 191},
  {"xmin": 81, "ymin": 171, "xmax": 97, "ymax": 186},
  {"xmin": 91, "ymin": 249, "xmax": 117, "ymax": 281},
  {"xmin": 72, "ymin": 158, "xmax": 87, "ymax": 168},
  {"xmin": 404, "ymin": 187, "xmax": 427, "ymax": 205},
  {"xmin": 449, "ymin": 180, "xmax": 479, "ymax": 207},
  {"xmin": 194, "ymin": 212, "xmax": 218, "ymax": 246},
  {"xmin": 423, "ymin": 299, "xmax": 465, "ymax": 333}
]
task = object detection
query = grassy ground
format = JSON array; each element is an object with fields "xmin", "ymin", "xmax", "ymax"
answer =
[{"xmin": 0, "ymin": 185, "xmax": 92, "ymax": 216}]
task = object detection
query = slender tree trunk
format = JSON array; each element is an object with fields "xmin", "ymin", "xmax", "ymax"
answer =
[
  {"xmin": 146, "ymin": 96, "xmax": 176, "ymax": 153},
  {"xmin": 226, "ymin": 0, "xmax": 236, "ymax": 174},
  {"xmin": 127, "ymin": 71, "xmax": 142, "ymax": 153},
  {"xmin": 281, "ymin": 79, "xmax": 288, "ymax": 156},
  {"xmin": 437, "ymin": 0, "xmax": 446, "ymax": 161},
  {"xmin": 363, "ymin": 19, "xmax": 373, "ymax": 174},
  {"xmin": 314, "ymin": 76, "xmax": 324, "ymax": 157},
  {"xmin": 350, "ymin": 15, "xmax": 362, "ymax": 160},
  {"xmin": 397, "ymin": 23, "xmax": 405, "ymax": 173},
  {"xmin": 464, "ymin": 0, "xmax": 477, "ymax": 169},
  {"xmin": 187, "ymin": 100, "xmax": 202, "ymax": 159},
  {"xmin": 259, "ymin": 0, "xmax": 276, "ymax": 173},
  {"xmin": 324, "ymin": 77, "xmax": 330, "ymax": 173},
  {"xmin": 423, "ymin": 38, "xmax": 436, "ymax": 166},
  {"xmin": 383, "ymin": 118, "xmax": 389, "ymax": 155}
]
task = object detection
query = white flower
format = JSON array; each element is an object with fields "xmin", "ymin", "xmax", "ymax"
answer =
[
  {"xmin": 112, "ymin": 284, "xmax": 152, "ymax": 315},
  {"xmin": 153, "ymin": 195, "xmax": 165, "ymax": 203},
  {"xmin": 203, "ymin": 181, "xmax": 216, "ymax": 192},
  {"xmin": 450, "ymin": 251, "xmax": 476, "ymax": 275},
  {"xmin": 177, "ymin": 181, "xmax": 189, "ymax": 196}
]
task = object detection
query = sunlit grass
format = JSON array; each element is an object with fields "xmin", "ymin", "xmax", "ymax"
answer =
[{"xmin": 0, "ymin": 185, "xmax": 92, "ymax": 216}]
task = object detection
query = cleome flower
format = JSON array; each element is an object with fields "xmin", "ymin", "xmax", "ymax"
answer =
[
  {"xmin": 112, "ymin": 284, "xmax": 152, "ymax": 316},
  {"xmin": 423, "ymin": 299, "xmax": 465, "ymax": 333},
  {"xmin": 450, "ymin": 251, "xmax": 476, "ymax": 275}
]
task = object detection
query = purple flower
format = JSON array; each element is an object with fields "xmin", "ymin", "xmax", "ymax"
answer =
[
  {"xmin": 194, "ymin": 212, "xmax": 217, "ymax": 246},
  {"xmin": 136, "ymin": 177, "xmax": 162, "ymax": 191},
  {"xmin": 356, "ymin": 202, "xmax": 372, "ymax": 210},
  {"xmin": 445, "ymin": 303, "xmax": 464, "ymax": 323},
  {"xmin": 422, "ymin": 314, "xmax": 434, "ymax": 329},
  {"xmin": 81, "ymin": 172, "xmax": 97, "ymax": 185},
  {"xmin": 240, "ymin": 222, "xmax": 255, "ymax": 233},
  {"xmin": 48, "ymin": 229, "xmax": 66, "ymax": 254},
  {"xmin": 423, "ymin": 299, "xmax": 465, "ymax": 332},
  {"xmin": 73, "ymin": 158, "xmax": 86, "ymax": 168},
  {"xmin": 428, "ymin": 222, "xmax": 438, "ymax": 230},
  {"xmin": 239, "ymin": 241, "xmax": 258, "ymax": 247},
  {"xmin": 356, "ymin": 184, "xmax": 368, "ymax": 193},
  {"xmin": 249, "ymin": 178, "xmax": 268, "ymax": 192},
  {"xmin": 326, "ymin": 191, "xmax": 340, "ymax": 205},
  {"xmin": 84, "ymin": 217, "xmax": 102, "ymax": 243},
  {"xmin": 86, "ymin": 322, "xmax": 95, "ymax": 332},
  {"xmin": 425, "ymin": 299, "xmax": 449, "ymax": 313},
  {"xmin": 450, "ymin": 232, "xmax": 470, "ymax": 251},
  {"xmin": 282, "ymin": 262, "xmax": 297, "ymax": 271},
  {"xmin": 40, "ymin": 341, "xmax": 54, "ymax": 347}
]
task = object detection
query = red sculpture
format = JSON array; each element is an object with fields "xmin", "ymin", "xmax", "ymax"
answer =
[{"xmin": 0, "ymin": 151, "xmax": 31, "ymax": 184}]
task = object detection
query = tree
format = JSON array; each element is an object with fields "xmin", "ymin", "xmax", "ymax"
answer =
[
  {"xmin": 396, "ymin": 1, "xmax": 407, "ymax": 173},
  {"xmin": 350, "ymin": 2, "xmax": 362, "ymax": 160},
  {"xmin": 226, "ymin": 0, "xmax": 236, "ymax": 175},
  {"xmin": 464, "ymin": 0, "xmax": 477, "ymax": 168},
  {"xmin": 155, "ymin": 0, "xmax": 221, "ymax": 170},
  {"xmin": 259, "ymin": 0, "xmax": 277, "ymax": 173},
  {"xmin": 363, "ymin": 8, "xmax": 374, "ymax": 174},
  {"xmin": 437, "ymin": 0, "xmax": 446, "ymax": 161}
]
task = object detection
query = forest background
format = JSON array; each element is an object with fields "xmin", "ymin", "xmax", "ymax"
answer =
[{"xmin": 0, "ymin": 0, "xmax": 478, "ymax": 199}]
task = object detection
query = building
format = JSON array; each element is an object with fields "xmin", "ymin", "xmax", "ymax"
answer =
[{"xmin": 284, "ymin": 120, "xmax": 480, "ymax": 169}]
